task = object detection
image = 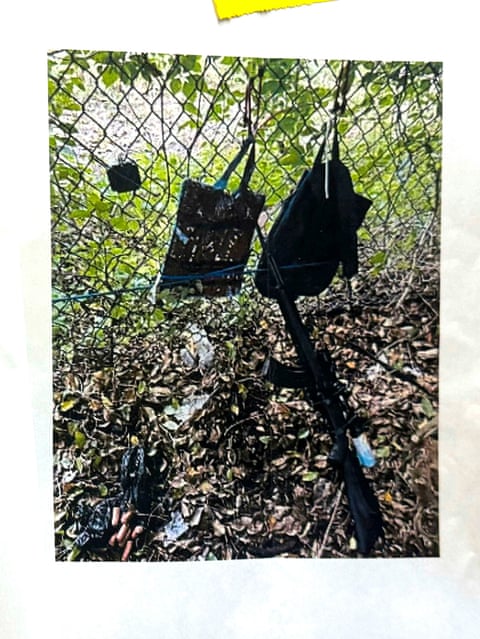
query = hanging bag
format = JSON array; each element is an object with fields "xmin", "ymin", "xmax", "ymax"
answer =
[
  {"xmin": 157, "ymin": 71, "xmax": 267, "ymax": 297},
  {"xmin": 255, "ymin": 121, "xmax": 371, "ymax": 299},
  {"xmin": 159, "ymin": 137, "xmax": 264, "ymax": 296}
]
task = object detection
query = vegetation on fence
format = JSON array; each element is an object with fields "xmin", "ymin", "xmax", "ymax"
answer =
[
  {"xmin": 49, "ymin": 51, "xmax": 441, "ymax": 362},
  {"xmin": 50, "ymin": 51, "xmax": 441, "ymax": 561}
]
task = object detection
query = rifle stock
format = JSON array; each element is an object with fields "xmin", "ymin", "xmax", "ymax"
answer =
[{"xmin": 257, "ymin": 224, "xmax": 383, "ymax": 555}]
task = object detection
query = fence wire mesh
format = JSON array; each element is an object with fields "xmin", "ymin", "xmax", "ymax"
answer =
[
  {"xmin": 50, "ymin": 50, "xmax": 442, "ymax": 561},
  {"xmin": 49, "ymin": 51, "xmax": 442, "ymax": 370}
]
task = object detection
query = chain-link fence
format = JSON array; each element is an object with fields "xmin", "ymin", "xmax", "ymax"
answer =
[
  {"xmin": 49, "ymin": 51, "xmax": 441, "ymax": 369},
  {"xmin": 50, "ymin": 51, "xmax": 442, "ymax": 560}
]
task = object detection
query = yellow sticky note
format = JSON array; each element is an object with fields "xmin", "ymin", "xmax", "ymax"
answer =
[{"xmin": 213, "ymin": 1, "xmax": 333, "ymax": 20}]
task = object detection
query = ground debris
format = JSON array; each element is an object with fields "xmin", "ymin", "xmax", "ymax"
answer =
[{"xmin": 54, "ymin": 266, "xmax": 439, "ymax": 560}]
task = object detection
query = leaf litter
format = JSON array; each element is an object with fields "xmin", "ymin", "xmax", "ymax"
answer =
[{"xmin": 53, "ymin": 264, "xmax": 439, "ymax": 560}]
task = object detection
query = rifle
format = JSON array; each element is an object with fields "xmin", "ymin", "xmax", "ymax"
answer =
[{"xmin": 256, "ymin": 224, "xmax": 383, "ymax": 555}]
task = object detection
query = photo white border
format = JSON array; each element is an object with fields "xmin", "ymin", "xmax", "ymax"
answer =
[{"xmin": 2, "ymin": 1, "xmax": 480, "ymax": 637}]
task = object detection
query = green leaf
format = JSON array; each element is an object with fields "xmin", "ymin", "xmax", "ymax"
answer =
[
  {"xmin": 262, "ymin": 80, "xmax": 280, "ymax": 95},
  {"xmin": 376, "ymin": 446, "xmax": 391, "ymax": 459},
  {"xmin": 98, "ymin": 483, "xmax": 108, "ymax": 497},
  {"xmin": 358, "ymin": 227, "xmax": 372, "ymax": 241},
  {"xmin": 170, "ymin": 77, "xmax": 182, "ymax": 94},
  {"xmin": 279, "ymin": 149, "xmax": 303, "ymax": 166},
  {"xmin": 74, "ymin": 430, "xmax": 87, "ymax": 449},
  {"xmin": 68, "ymin": 545, "xmax": 81, "ymax": 561},
  {"xmin": 380, "ymin": 93, "xmax": 394, "ymax": 107},
  {"xmin": 111, "ymin": 215, "xmax": 129, "ymax": 232},
  {"xmin": 92, "ymin": 199, "xmax": 111, "ymax": 214},
  {"xmin": 183, "ymin": 77, "xmax": 197, "ymax": 98},
  {"xmin": 302, "ymin": 471, "xmax": 319, "ymax": 482},
  {"xmin": 337, "ymin": 119, "xmax": 350, "ymax": 136},
  {"xmin": 280, "ymin": 116, "xmax": 297, "ymax": 134},
  {"xmin": 183, "ymin": 101, "xmax": 199, "ymax": 117},
  {"xmin": 179, "ymin": 55, "xmax": 198, "ymax": 72},
  {"xmin": 60, "ymin": 397, "xmax": 78, "ymax": 413},
  {"xmin": 111, "ymin": 305, "xmax": 128, "ymax": 320},
  {"xmin": 102, "ymin": 67, "xmax": 119, "ymax": 87},
  {"xmin": 70, "ymin": 209, "xmax": 90, "ymax": 222},
  {"xmin": 421, "ymin": 396, "xmax": 435, "ymax": 418},
  {"xmin": 246, "ymin": 59, "xmax": 258, "ymax": 77},
  {"xmin": 297, "ymin": 427, "xmax": 310, "ymax": 439},
  {"xmin": 369, "ymin": 250, "xmax": 387, "ymax": 266}
]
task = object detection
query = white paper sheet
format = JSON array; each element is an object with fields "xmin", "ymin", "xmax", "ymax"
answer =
[{"xmin": 2, "ymin": 1, "xmax": 480, "ymax": 637}]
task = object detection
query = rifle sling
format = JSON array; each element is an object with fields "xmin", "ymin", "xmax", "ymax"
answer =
[{"xmin": 256, "ymin": 224, "xmax": 383, "ymax": 554}]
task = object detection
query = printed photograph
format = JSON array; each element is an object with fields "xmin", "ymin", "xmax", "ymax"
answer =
[{"xmin": 50, "ymin": 51, "xmax": 441, "ymax": 560}]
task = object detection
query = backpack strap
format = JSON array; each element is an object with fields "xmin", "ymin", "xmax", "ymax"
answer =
[
  {"xmin": 312, "ymin": 118, "xmax": 340, "ymax": 169},
  {"xmin": 310, "ymin": 118, "xmax": 340, "ymax": 199}
]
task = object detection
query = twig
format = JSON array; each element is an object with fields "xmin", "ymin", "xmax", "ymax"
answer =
[
  {"xmin": 345, "ymin": 340, "xmax": 436, "ymax": 398},
  {"xmin": 223, "ymin": 411, "xmax": 262, "ymax": 438},
  {"xmin": 394, "ymin": 207, "xmax": 438, "ymax": 312},
  {"xmin": 318, "ymin": 484, "xmax": 344, "ymax": 558}
]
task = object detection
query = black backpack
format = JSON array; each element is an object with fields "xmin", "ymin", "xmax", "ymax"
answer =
[{"xmin": 255, "ymin": 127, "xmax": 371, "ymax": 299}]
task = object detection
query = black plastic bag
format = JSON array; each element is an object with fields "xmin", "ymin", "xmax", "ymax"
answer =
[
  {"xmin": 74, "ymin": 446, "xmax": 150, "ymax": 550},
  {"xmin": 107, "ymin": 161, "xmax": 141, "ymax": 193}
]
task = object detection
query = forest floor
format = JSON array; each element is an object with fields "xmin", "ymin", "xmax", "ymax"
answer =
[{"xmin": 53, "ymin": 263, "xmax": 439, "ymax": 561}]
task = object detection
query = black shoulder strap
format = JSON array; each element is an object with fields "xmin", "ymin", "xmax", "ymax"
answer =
[
  {"xmin": 332, "ymin": 120, "xmax": 340, "ymax": 160},
  {"xmin": 237, "ymin": 141, "xmax": 256, "ymax": 195}
]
